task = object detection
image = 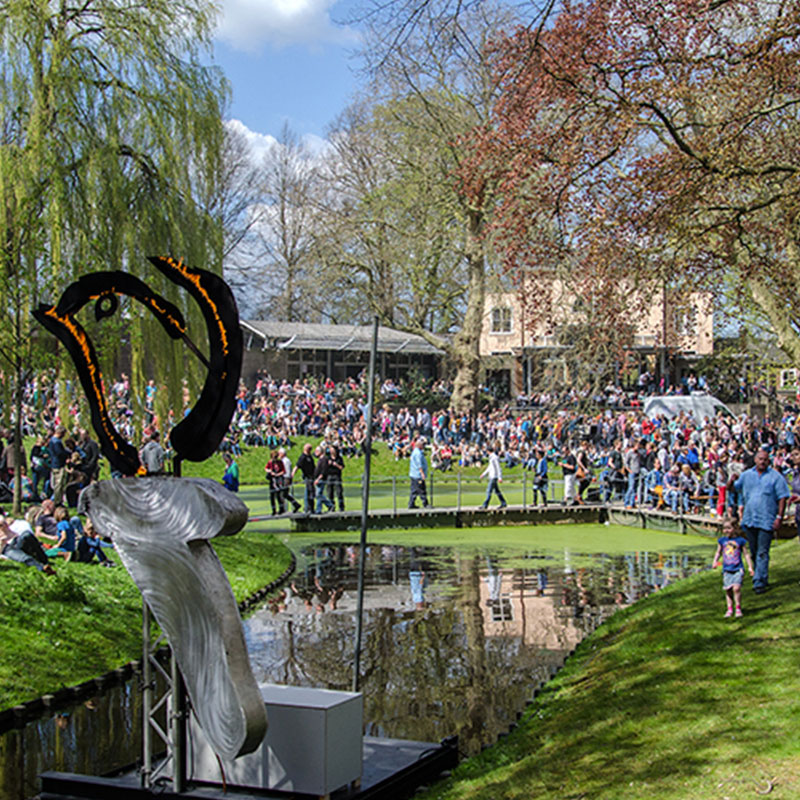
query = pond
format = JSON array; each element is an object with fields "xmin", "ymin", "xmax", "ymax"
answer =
[{"xmin": 1, "ymin": 523, "xmax": 710, "ymax": 799}]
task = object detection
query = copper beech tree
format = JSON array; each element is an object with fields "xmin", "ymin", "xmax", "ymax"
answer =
[{"xmin": 470, "ymin": 0, "xmax": 800, "ymax": 372}]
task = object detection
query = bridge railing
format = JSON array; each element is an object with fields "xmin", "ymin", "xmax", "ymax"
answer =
[{"xmin": 298, "ymin": 473, "xmax": 576, "ymax": 513}]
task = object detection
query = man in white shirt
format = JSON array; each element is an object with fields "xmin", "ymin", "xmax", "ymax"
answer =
[
  {"xmin": 279, "ymin": 447, "xmax": 302, "ymax": 513},
  {"xmin": 480, "ymin": 445, "xmax": 507, "ymax": 510}
]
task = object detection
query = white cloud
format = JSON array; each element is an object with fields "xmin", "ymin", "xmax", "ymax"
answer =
[
  {"xmin": 301, "ymin": 132, "xmax": 333, "ymax": 157},
  {"xmin": 217, "ymin": 0, "xmax": 357, "ymax": 51},
  {"xmin": 226, "ymin": 119, "xmax": 333, "ymax": 164},
  {"xmin": 225, "ymin": 118, "xmax": 278, "ymax": 163}
]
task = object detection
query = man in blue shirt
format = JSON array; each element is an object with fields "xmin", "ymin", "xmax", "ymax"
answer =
[
  {"xmin": 408, "ymin": 439, "xmax": 429, "ymax": 509},
  {"xmin": 734, "ymin": 448, "xmax": 790, "ymax": 593},
  {"xmin": 532, "ymin": 446, "xmax": 548, "ymax": 507}
]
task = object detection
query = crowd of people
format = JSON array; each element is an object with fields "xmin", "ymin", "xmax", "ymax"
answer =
[{"xmin": 3, "ymin": 365, "xmax": 800, "ymax": 579}]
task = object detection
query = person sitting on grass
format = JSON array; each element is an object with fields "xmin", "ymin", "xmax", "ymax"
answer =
[
  {"xmin": 33, "ymin": 498, "xmax": 59, "ymax": 543},
  {"xmin": 8, "ymin": 465, "xmax": 35, "ymax": 503},
  {"xmin": 74, "ymin": 518, "xmax": 115, "ymax": 566},
  {"xmin": 44, "ymin": 505, "xmax": 76, "ymax": 559},
  {"xmin": 712, "ymin": 513, "xmax": 754, "ymax": 618},
  {"xmin": 0, "ymin": 509, "xmax": 56, "ymax": 575}
]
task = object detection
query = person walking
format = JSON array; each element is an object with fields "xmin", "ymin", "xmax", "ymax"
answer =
[
  {"xmin": 30, "ymin": 435, "xmax": 51, "ymax": 501},
  {"xmin": 293, "ymin": 443, "xmax": 316, "ymax": 513},
  {"xmin": 48, "ymin": 426, "xmax": 69, "ymax": 504},
  {"xmin": 576, "ymin": 439, "xmax": 593, "ymax": 504},
  {"xmin": 532, "ymin": 446, "xmax": 548, "ymax": 506},
  {"xmin": 279, "ymin": 447, "xmax": 302, "ymax": 513},
  {"xmin": 326, "ymin": 445, "xmax": 345, "ymax": 512},
  {"xmin": 265, "ymin": 450, "xmax": 287, "ymax": 515},
  {"xmin": 712, "ymin": 513, "xmax": 754, "ymax": 618},
  {"xmin": 733, "ymin": 447, "xmax": 789, "ymax": 593},
  {"xmin": 408, "ymin": 439, "xmax": 429, "ymax": 509},
  {"xmin": 623, "ymin": 440, "xmax": 643, "ymax": 508},
  {"xmin": 560, "ymin": 444, "xmax": 577, "ymax": 505},
  {"xmin": 140, "ymin": 430, "xmax": 165, "ymax": 475},
  {"xmin": 314, "ymin": 446, "xmax": 334, "ymax": 514},
  {"xmin": 480, "ymin": 445, "xmax": 507, "ymax": 509},
  {"xmin": 221, "ymin": 453, "xmax": 239, "ymax": 492}
]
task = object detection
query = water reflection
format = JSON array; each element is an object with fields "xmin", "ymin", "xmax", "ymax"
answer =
[
  {"xmin": 0, "ymin": 684, "xmax": 145, "ymax": 800},
  {"xmin": 1, "ymin": 538, "xmax": 707, "ymax": 797},
  {"xmin": 243, "ymin": 542, "xmax": 706, "ymax": 757}
]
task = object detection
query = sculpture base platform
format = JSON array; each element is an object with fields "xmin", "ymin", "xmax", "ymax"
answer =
[
  {"xmin": 39, "ymin": 735, "xmax": 458, "ymax": 800},
  {"xmin": 185, "ymin": 684, "xmax": 363, "ymax": 797}
]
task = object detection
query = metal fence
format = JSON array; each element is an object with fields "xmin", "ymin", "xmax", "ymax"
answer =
[{"xmin": 294, "ymin": 473, "xmax": 572, "ymax": 513}]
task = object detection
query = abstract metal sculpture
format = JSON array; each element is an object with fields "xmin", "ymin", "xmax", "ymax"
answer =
[
  {"xmin": 33, "ymin": 258, "xmax": 265, "ymax": 786},
  {"xmin": 33, "ymin": 257, "xmax": 243, "ymax": 476},
  {"xmin": 79, "ymin": 477, "xmax": 267, "ymax": 760}
]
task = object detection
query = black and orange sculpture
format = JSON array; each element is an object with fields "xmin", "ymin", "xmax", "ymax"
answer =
[
  {"xmin": 33, "ymin": 259, "xmax": 267, "ymax": 768},
  {"xmin": 32, "ymin": 256, "xmax": 242, "ymax": 474}
]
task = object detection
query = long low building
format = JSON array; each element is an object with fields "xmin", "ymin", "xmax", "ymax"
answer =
[{"xmin": 241, "ymin": 320, "xmax": 445, "ymax": 384}]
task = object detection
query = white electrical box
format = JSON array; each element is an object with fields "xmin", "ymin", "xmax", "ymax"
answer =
[{"xmin": 187, "ymin": 683, "xmax": 363, "ymax": 797}]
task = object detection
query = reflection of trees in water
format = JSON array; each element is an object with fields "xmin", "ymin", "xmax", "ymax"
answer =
[
  {"xmin": 1, "ymin": 681, "xmax": 147, "ymax": 800},
  {"xmin": 246, "ymin": 544, "xmax": 708, "ymax": 758},
  {"xmin": 258, "ymin": 556, "xmax": 556, "ymax": 756},
  {"xmin": 458, "ymin": 556, "xmax": 493, "ymax": 756}
]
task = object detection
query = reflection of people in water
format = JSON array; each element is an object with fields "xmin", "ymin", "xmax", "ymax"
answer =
[
  {"xmin": 484, "ymin": 555, "xmax": 502, "ymax": 602},
  {"xmin": 409, "ymin": 570, "xmax": 427, "ymax": 609},
  {"xmin": 314, "ymin": 575, "xmax": 344, "ymax": 611},
  {"xmin": 409, "ymin": 547, "xmax": 429, "ymax": 609},
  {"xmin": 267, "ymin": 589, "xmax": 288, "ymax": 614},
  {"xmin": 291, "ymin": 581, "xmax": 316, "ymax": 612}
]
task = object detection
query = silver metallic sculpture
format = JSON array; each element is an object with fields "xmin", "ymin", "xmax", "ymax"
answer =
[
  {"xmin": 80, "ymin": 478, "xmax": 267, "ymax": 759},
  {"xmin": 35, "ymin": 259, "xmax": 267, "ymax": 780}
]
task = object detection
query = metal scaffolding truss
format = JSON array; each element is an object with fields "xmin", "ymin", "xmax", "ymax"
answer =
[{"xmin": 141, "ymin": 603, "xmax": 188, "ymax": 793}]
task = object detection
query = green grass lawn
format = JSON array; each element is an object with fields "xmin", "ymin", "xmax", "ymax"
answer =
[
  {"xmin": 422, "ymin": 538, "xmax": 800, "ymax": 800},
  {"xmin": 0, "ymin": 529, "xmax": 291, "ymax": 710},
  {"xmin": 175, "ymin": 436, "xmax": 522, "ymax": 487}
]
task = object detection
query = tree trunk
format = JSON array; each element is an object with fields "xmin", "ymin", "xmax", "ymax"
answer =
[
  {"xmin": 750, "ymin": 279, "xmax": 800, "ymax": 367},
  {"xmin": 450, "ymin": 210, "xmax": 485, "ymax": 413},
  {"xmin": 12, "ymin": 359, "xmax": 22, "ymax": 517}
]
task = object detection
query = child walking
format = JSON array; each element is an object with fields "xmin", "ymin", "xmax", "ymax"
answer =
[{"xmin": 712, "ymin": 514, "xmax": 754, "ymax": 618}]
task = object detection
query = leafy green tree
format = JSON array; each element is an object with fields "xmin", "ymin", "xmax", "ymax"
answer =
[
  {"xmin": 313, "ymin": 97, "xmax": 467, "ymax": 335},
  {"xmin": 0, "ymin": 0, "xmax": 228, "ymax": 511},
  {"xmin": 350, "ymin": 0, "xmax": 521, "ymax": 412}
]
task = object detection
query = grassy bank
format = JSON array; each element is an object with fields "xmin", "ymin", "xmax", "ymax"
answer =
[
  {"xmin": 175, "ymin": 437, "xmax": 493, "ymax": 485},
  {"xmin": 422, "ymin": 538, "xmax": 800, "ymax": 800},
  {"xmin": 0, "ymin": 530, "xmax": 291, "ymax": 710}
]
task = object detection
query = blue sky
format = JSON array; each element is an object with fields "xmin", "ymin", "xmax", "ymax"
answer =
[{"xmin": 211, "ymin": 0, "xmax": 361, "ymax": 150}]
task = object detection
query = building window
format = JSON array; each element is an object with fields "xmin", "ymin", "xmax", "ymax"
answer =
[
  {"xmin": 672, "ymin": 307, "xmax": 694, "ymax": 337},
  {"xmin": 488, "ymin": 598, "xmax": 513, "ymax": 622},
  {"xmin": 780, "ymin": 368, "xmax": 798, "ymax": 390},
  {"xmin": 491, "ymin": 306, "xmax": 512, "ymax": 334}
]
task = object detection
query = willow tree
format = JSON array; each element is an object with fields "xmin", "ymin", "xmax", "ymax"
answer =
[{"xmin": 0, "ymin": 0, "xmax": 228, "ymax": 511}]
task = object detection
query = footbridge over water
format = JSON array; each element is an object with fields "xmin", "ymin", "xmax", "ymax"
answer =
[{"xmin": 251, "ymin": 503, "xmax": 742, "ymax": 536}]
